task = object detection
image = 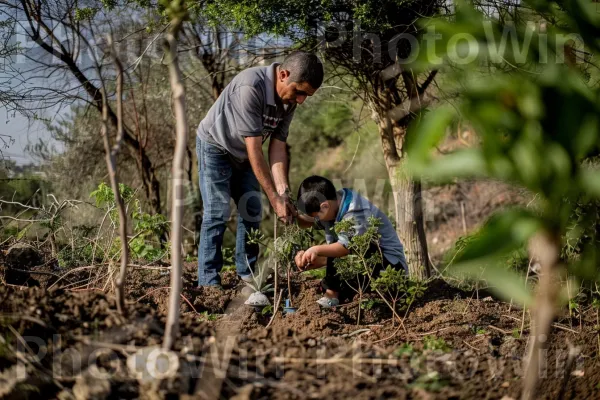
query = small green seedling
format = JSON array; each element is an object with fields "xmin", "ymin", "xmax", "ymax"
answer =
[
  {"xmin": 394, "ymin": 343, "xmax": 415, "ymax": 357},
  {"xmin": 198, "ymin": 311, "xmax": 218, "ymax": 322},
  {"xmin": 409, "ymin": 371, "xmax": 449, "ymax": 392},
  {"xmin": 261, "ymin": 304, "xmax": 274, "ymax": 315},
  {"xmin": 422, "ymin": 336, "xmax": 451, "ymax": 352}
]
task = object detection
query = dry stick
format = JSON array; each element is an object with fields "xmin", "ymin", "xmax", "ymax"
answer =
[
  {"xmin": 99, "ymin": 36, "xmax": 129, "ymax": 317},
  {"xmin": 267, "ymin": 290, "xmax": 284, "ymax": 329},
  {"xmin": 460, "ymin": 201, "xmax": 467, "ymax": 235},
  {"xmin": 521, "ymin": 232, "xmax": 561, "ymax": 400},
  {"xmin": 287, "ymin": 267, "xmax": 293, "ymax": 307},
  {"xmin": 557, "ymin": 341, "xmax": 581, "ymax": 400},
  {"xmin": 163, "ymin": 19, "xmax": 187, "ymax": 351},
  {"xmin": 520, "ymin": 259, "xmax": 532, "ymax": 338},
  {"xmin": 48, "ymin": 265, "xmax": 99, "ymax": 290}
]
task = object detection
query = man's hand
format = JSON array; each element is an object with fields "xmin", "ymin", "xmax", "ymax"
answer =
[{"xmin": 272, "ymin": 194, "xmax": 295, "ymax": 224}]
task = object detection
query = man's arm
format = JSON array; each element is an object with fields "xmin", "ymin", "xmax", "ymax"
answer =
[
  {"xmin": 245, "ymin": 136, "xmax": 290, "ymax": 222},
  {"xmin": 268, "ymin": 138, "xmax": 289, "ymax": 196}
]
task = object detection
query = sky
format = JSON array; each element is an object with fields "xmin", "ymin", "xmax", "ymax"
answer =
[{"xmin": 1, "ymin": 105, "xmax": 55, "ymax": 165}]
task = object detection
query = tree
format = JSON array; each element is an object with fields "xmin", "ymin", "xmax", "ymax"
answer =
[
  {"xmin": 0, "ymin": 0, "xmax": 167, "ymax": 213},
  {"xmin": 193, "ymin": 0, "xmax": 452, "ymax": 279}
]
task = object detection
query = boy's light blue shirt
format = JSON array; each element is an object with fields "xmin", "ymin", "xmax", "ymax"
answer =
[{"xmin": 316, "ymin": 189, "xmax": 408, "ymax": 271}]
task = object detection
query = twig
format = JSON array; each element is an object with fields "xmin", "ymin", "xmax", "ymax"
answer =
[
  {"xmin": 373, "ymin": 325, "xmax": 403, "ymax": 344},
  {"xmin": 416, "ymin": 327, "xmax": 451, "ymax": 336},
  {"xmin": 136, "ymin": 286, "xmax": 170, "ymax": 302},
  {"xmin": 47, "ymin": 265, "xmax": 99, "ymax": 290},
  {"xmin": 520, "ymin": 259, "xmax": 532, "ymax": 338},
  {"xmin": 266, "ymin": 290, "xmax": 284, "ymax": 329},
  {"xmin": 181, "ymin": 294, "xmax": 199, "ymax": 314},
  {"xmin": 463, "ymin": 340, "xmax": 480, "ymax": 352},
  {"xmin": 557, "ymin": 340, "xmax": 581, "ymax": 400},
  {"xmin": 273, "ymin": 356, "xmax": 403, "ymax": 366},
  {"xmin": 460, "ymin": 201, "xmax": 467, "ymax": 235},
  {"xmin": 488, "ymin": 325, "xmax": 512, "ymax": 335}
]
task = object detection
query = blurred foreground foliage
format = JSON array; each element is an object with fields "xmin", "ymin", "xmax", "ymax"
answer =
[{"xmin": 408, "ymin": 0, "xmax": 600, "ymax": 305}]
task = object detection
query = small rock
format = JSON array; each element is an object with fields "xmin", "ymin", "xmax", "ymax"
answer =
[
  {"xmin": 244, "ymin": 292, "xmax": 269, "ymax": 306},
  {"xmin": 72, "ymin": 372, "xmax": 111, "ymax": 400},
  {"xmin": 307, "ymin": 339, "xmax": 316, "ymax": 347},
  {"xmin": 501, "ymin": 381, "xmax": 510, "ymax": 388}
]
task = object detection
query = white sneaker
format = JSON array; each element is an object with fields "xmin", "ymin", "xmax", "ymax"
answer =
[{"xmin": 317, "ymin": 296, "xmax": 339, "ymax": 308}]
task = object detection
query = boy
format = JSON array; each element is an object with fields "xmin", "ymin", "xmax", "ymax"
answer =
[{"xmin": 294, "ymin": 175, "xmax": 408, "ymax": 308}]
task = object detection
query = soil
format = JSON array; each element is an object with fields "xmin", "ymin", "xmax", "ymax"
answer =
[{"xmin": 1, "ymin": 261, "xmax": 598, "ymax": 400}]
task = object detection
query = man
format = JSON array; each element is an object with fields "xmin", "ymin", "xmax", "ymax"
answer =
[{"xmin": 196, "ymin": 52, "xmax": 324, "ymax": 287}]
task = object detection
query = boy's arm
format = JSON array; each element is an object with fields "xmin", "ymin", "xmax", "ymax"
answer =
[{"xmin": 302, "ymin": 243, "xmax": 349, "ymax": 265}]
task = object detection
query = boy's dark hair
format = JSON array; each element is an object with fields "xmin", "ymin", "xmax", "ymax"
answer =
[
  {"xmin": 280, "ymin": 52, "xmax": 324, "ymax": 90},
  {"xmin": 297, "ymin": 175, "xmax": 337, "ymax": 214}
]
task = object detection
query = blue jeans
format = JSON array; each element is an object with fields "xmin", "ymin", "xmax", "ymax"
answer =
[{"xmin": 197, "ymin": 137, "xmax": 262, "ymax": 286}]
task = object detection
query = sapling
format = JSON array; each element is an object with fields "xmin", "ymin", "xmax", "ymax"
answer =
[
  {"xmin": 371, "ymin": 266, "xmax": 425, "ymax": 327},
  {"xmin": 243, "ymin": 255, "xmax": 274, "ymax": 307},
  {"xmin": 334, "ymin": 216, "xmax": 415, "ymax": 328},
  {"xmin": 333, "ymin": 217, "xmax": 380, "ymax": 325},
  {"xmin": 249, "ymin": 224, "xmax": 314, "ymax": 308}
]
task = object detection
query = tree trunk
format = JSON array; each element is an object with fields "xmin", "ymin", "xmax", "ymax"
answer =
[
  {"xmin": 521, "ymin": 231, "xmax": 561, "ymax": 400},
  {"xmin": 378, "ymin": 120, "xmax": 431, "ymax": 281},
  {"xmin": 163, "ymin": 22, "xmax": 188, "ymax": 351}
]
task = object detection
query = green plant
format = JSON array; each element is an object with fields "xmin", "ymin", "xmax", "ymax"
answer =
[
  {"xmin": 333, "ymin": 216, "xmax": 382, "ymax": 325},
  {"xmin": 393, "ymin": 343, "xmax": 415, "ymax": 357},
  {"xmin": 334, "ymin": 216, "xmax": 416, "ymax": 327},
  {"xmin": 422, "ymin": 336, "xmax": 451, "ymax": 352},
  {"xmin": 371, "ymin": 265, "xmax": 426, "ymax": 327},
  {"xmin": 198, "ymin": 311, "xmax": 218, "ymax": 322},
  {"xmin": 409, "ymin": 371, "xmax": 449, "ymax": 392},
  {"xmin": 360, "ymin": 298, "xmax": 383, "ymax": 311},
  {"xmin": 222, "ymin": 246, "xmax": 235, "ymax": 268},
  {"xmin": 90, "ymin": 183, "xmax": 169, "ymax": 263},
  {"xmin": 250, "ymin": 223, "xmax": 315, "ymax": 306},
  {"xmin": 512, "ymin": 328, "xmax": 520, "ymax": 339},
  {"xmin": 242, "ymin": 255, "xmax": 274, "ymax": 294},
  {"xmin": 304, "ymin": 268, "xmax": 326, "ymax": 279}
]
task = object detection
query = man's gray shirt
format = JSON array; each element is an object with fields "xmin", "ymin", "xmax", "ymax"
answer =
[
  {"xmin": 197, "ymin": 62, "xmax": 296, "ymax": 161},
  {"xmin": 316, "ymin": 189, "xmax": 408, "ymax": 271}
]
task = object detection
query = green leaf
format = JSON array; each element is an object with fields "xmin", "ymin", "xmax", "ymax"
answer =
[
  {"xmin": 454, "ymin": 209, "xmax": 542, "ymax": 263},
  {"xmin": 579, "ymin": 169, "xmax": 600, "ymax": 197},
  {"xmin": 406, "ymin": 106, "xmax": 456, "ymax": 163},
  {"xmin": 407, "ymin": 149, "xmax": 487, "ymax": 182},
  {"xmin": 451, "ymin": 262, "xmax": 533, "ymax": 306}
]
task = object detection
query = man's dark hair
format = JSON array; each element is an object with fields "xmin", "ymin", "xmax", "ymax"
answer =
[
  {"xmin": 297, "ymin": 175, "xmax": 337, "ymax": 214},
  {"xmin": 281, "ymin": 51, "xmax": 324, "ymax": 90}
]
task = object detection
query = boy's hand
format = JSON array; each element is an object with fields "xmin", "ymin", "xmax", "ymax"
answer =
[
  {"xmin": 301, "ymin": 247, "xmax": 319, "ymax": 267},
  {"xmin": 294, "ymin": 250, "xmax": 306, "ymax": 271}
]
